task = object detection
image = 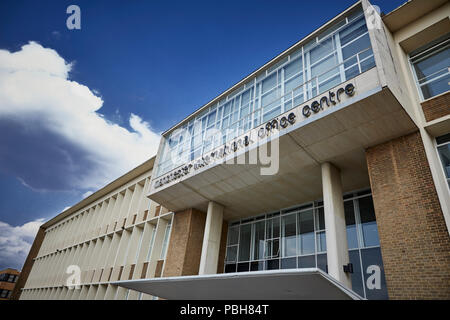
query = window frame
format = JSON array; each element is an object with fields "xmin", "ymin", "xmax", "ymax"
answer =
[
  {"xmin": 435, "ymin": 134, "xmax": 450, "ymax": 192},
  {"xmin": 409, "ymin": 37, "xmax": 450, "ymax": 101}
]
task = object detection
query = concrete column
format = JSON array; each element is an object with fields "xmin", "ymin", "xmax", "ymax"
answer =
[
  {"xmin": 321, "ymin": 162, "xmax": 351, "ymax": 289},
  {"xmin": 199, "ymin": 201, "xmax": 224, "ymax": 275}
]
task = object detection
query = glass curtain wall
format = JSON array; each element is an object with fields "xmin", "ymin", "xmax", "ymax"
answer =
[
  {"xmin": 156, "ymin": 6, "xmax": 376, "ymax": 177},
  {"xmin": 224, "ymin": 190, "xmax": 388, "ymax": 300}
]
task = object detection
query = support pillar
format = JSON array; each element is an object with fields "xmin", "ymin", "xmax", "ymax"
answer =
[
  {"xmin": 199, "ymin": 201, "xmax": 224, "ymax": 275},
  {"xmin": 321, "ymin": 162, "xmax": 351, "ymax": 289}
]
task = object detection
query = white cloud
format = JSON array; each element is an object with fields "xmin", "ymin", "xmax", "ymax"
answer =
[
  {"xmin": 0, "ymin": 41, "xmax": 161, "ymax": 191},
  {"xmin": 0, "ymin": 218, "xmax": 45, "ymax": 270}
]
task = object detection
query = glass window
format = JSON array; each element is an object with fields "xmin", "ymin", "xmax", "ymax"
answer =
[
  {"xmin": 238, "ymin": 224, "xmax": 252, "ymax": 262},
  {"xmin": 358, "ymin": 196, "xmax": 380, "ymax": 247},
  {"xmin": 340, "ymin": 16, "xmax": 367, "ymax": 47},
  {"xmin": 342, "ymin": 33, "xmax": 371, "ymax": 60},
  {"xmin": 250, "ymin": 261, "xmax": 264, "ymax": 271},
  {"xmin": 316, "ymin": 207, "xmax": 325, "ymax": 230},
  {"xmin": 281, "ymin": 257, "xmax": 297, "ymax": 269},
  {"xmin": 437, "ymin": 134, "xmax": 450, "ymax": 188},
  {"xmin": 262, "ymin": 72, "xmax": 277, "ymax": 93},
  {"xmin": 310, "ymin": 38, "xmax": 335, "ymax": 65},
  {"xmin": 298, "ymin": 255, "xmax": 315, "ymax": 268},
  {"xmin": 266, "ymin": 259, "xmax": 280, "ymax": 270},
  {"xmin": 298, "ymin": 210, "xmax": 315, "ymax": 255},
  {"xmin": 225, "ymin": 263, "xmax": 236, "ymax": 273},
  {"xmin": 282, "ymin": 214, "xmax": 297, "ymax": 257},
  {"xmin": 227, "ymin": 226, "xmax": 239, "ymax": 245},
  {"xmin": 317, "ymin": 253, "xmax": 327, "ymax": 272},
  {"xmin": 225, "ymin": 246, "xmax": 237, "ymax": 262},
  {"xmin": 316, "ymin": 231, "xmax": 327, "ymax": 252},
  {"xmin": 223, "ymin": 192, "xmax": 387, "ymax": 299},
  {"xmin": 411, "ymin": 38, "xmax": 450, "ymax": 100},
  {"xmin": 159, "ymin": 220, "xmax": 172, "ymax": 260},
  {"xmin": 284, "ymin": 57, "xmax": 302, "ymax": 79},
  {"xmin": 253, "ymin": 220, "xmax": 265, "ymax": 260},
  {"xmin": 237, "ymin": 262, "xmax": 250, "ymax": 272},
  {"xmin": 155, "ymin": 8, "xmax": 374, "ymax": 178},
  {"xmin": 345, "ymin": 200, "xmax": 359, "ymax": 249}
]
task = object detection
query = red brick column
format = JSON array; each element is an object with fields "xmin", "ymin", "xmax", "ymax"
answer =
[
  {"xmin": 163, "ymin": 208, "xmax": 206, "ymax": 277},
  {"xmin": 366, "ymin": 131, "xmax": 450, "ymax": 299}
]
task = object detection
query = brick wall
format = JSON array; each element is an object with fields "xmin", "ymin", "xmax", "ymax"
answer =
[
  {"xmin": 163, "ymin": 208, "xmax": 206, "ymax": 277},
  {"xmin": 11, "ymin": 227, "xmax": 46, "ymax": 300},
  {"xmin": 421, "ymin": 91, "xmax": 450, "ymax": 122},
  {"xmin": 366, "ymin": 131, "xmax": 450, "ymax": 299}
]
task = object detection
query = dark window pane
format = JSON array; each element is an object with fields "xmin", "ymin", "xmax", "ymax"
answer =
[
  {"xmin": 224, "ymin": 264, "xmax": 236, "ymax": 273},
  {"xmin": 349, "ymin": 250, "xmax": 365, "ymax": 298},
  {"xmin": 317, "ymin": 253, "xmax": 328, "ymax": 273},
  {"xmin": 316, "ymin": 207, "xmax": 325, "ymax": 230},
  {"xmin": 298, "ymin": 255, "xmax": 316, "ymax": 268},
  {"xmin": 359, "ymin": 196, "xmax": 380, "ymax": 247},
  {"xmin": 281, "ymin": 257, "xmax": 297, "ymax": 269},
  {"xmin": 237, "ymin": 262, "xmax": 250, "ymax": 272},
  {"xmin": 436, "ymin": 133, "xmax": 450, "ymax": 145},
  {"xmin": 225, "ymin": 246, "xmax": 237, "ymax": 262},
  {"xmin": 266, "ymin": 259, "xmax": 280, "ymax": 270},
  {"xmin": 253, "ymin": 220, "xmax": 265, "ymax": 260},
  {"xmin": 316, "ymin": 231, "xmax": 327, "ymax": 252},
  {"xmin": 250, "ymin": 261, "xmax": 265, "ymax": 271},
  {"xmin": 298, "ymin": 210, "xmax": 316, "ymax": 255},
  {"xmin": 360, "ymin": 247, "xmax": 389, "ymax": 300},
  {"xmin": 299, "ymin": 210, "xmax": 314, "ymax": 233},
  {"xmin": 266, "ymin": 217, "xmax": 280, "ymax": 239},
  {"xmin": 238, "ymin": 224, "xmax": 251, "ymax": 261},
  {"xmin": 227, "ymin": 226, "xmax": 239, "ymax": 245},
  {"xmin": 265, "ymin": 238, "xmax": 280, "ymax": 258},
  {"xmin": 282, "ymin": 214, "xmax": 297, "ymax": 257},
  {"xmin": 345, "ymin": 200, "xmax": 358, "ymax": 249},
  {"xmin": 437, "ymin": 144, "xmax": 450, "ymax": 179}
]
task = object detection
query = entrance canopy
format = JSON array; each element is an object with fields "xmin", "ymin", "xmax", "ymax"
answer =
[{"xmin": 113, "ymin": 268, "xmax": 363, "ymax": 300}]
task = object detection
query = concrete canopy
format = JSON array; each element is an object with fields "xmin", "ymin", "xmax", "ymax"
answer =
[{"xmin": 113, "ymin": 268, "xmax": 363, "ymax": 300}]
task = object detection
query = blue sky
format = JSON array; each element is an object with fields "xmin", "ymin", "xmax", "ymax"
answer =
[{"xmin": 0, "ymin": 0, "xmax": 404, "ymax": 270}]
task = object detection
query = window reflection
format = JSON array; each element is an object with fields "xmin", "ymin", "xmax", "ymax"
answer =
[
  {"xmin": 298, "ymin": 210, "xmax": 315, "ymax": 255},
  {"xmin": 359, "ymin": 197, "xmax": 380, "ymax": 247}
]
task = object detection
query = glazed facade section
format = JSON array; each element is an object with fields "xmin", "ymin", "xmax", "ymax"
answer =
[
  {"xmin": 224, "ymin": 190, "xmax": 387, "ymax": 299},
  {"xmin": 155, "ymin": 6, "xmax": 375, "ymax": 178}
]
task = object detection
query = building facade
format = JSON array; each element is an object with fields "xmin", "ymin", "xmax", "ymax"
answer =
[
  {"xmin": 16, "ymin": 0, "xmax": 450, "ymax": 300},
  {"xmin": 0, "ymin": 268, "xmax": 20, "ymax": 300}
]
